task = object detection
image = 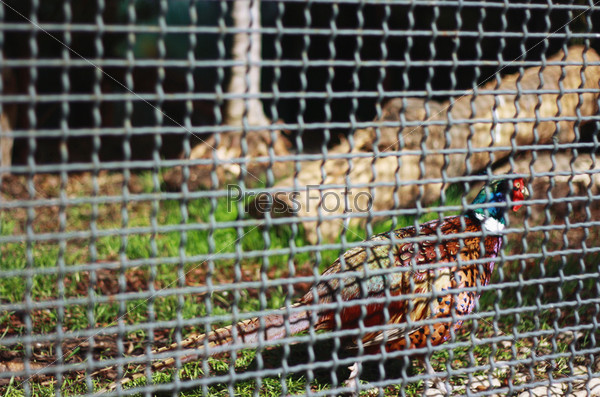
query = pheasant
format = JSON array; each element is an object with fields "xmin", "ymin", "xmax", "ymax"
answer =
[{"xmin": 97, "ymin": 176, "xmax": 528, "ymax": 393}]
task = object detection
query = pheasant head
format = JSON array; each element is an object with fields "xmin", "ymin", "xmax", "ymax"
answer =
[{"xmin": 470, "ymin": 177, "xmax": 529, "ymax": 233}]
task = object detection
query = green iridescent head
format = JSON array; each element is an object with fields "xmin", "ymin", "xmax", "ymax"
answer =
[{"xmin": 471, "ymin": 177, "xmax": 529, "ymax": 223}]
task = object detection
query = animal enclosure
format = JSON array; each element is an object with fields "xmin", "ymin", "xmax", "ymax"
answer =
[{"xmin": 1, "ymin": 1, "xmax": 600, "ymax": 396}]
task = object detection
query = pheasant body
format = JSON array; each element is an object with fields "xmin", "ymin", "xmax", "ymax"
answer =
[
  {"xmin": 295, "ymin": 215, "xmax": 503, "ymax": 353},
  {"xmin": 99, "ymin": 177, "xmax": 528, "ymax": 393}
]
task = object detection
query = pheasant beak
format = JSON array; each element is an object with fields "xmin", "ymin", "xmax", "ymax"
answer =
[{"xmin": 512, "ymin": 185, "xmax": 530, "ymax": 212}]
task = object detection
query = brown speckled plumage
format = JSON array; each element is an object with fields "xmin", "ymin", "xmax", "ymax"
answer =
[
  {"xmin": 294, "ymin": 215, "xmax": 502, "ymax": 353},
  {"xmin": 99, "ymin": 177, "xmax": 528, "ymax": 393}
]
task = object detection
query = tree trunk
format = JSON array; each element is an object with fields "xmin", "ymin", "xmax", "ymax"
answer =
[
  {"xmin": 225, "ymin": 0, "xmax": 269, "ymax": 127},
  {"xmin": 171, "ymin": 0, "xmax": 291, "ymax": 190}
]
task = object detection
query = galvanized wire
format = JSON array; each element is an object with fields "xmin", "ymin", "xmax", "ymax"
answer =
[{"xmin": 0, "ymin": 1, "xmax": 599, "ymax": 396}]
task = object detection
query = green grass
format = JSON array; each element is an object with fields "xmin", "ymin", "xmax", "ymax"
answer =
[{"xmin": 0, "ymin": 174, "xmax": 595, "ymax": 395}]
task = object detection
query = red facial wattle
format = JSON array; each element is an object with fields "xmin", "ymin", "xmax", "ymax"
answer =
[{"xmin": 511, "ymin": 178, "xmax": 528, "ymax": 211}]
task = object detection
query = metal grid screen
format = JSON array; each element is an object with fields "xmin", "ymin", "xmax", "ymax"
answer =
[{"xmin": 1, "ymin": 1, "xmax": 600, "ymax": 396}]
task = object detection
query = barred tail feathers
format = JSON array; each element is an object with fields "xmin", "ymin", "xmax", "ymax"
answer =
[
  {"xmin": 99, "ymin": 304, "xmax": 311, "ymax": 393},
  {"xmin": 208, "ymin": 303, "xmax": 312, "ymax": 350}
]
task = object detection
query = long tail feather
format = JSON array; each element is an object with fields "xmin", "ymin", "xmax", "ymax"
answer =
[{"xmin": 95, "ymin": 304, "xmax": 311, "ymax": 393}]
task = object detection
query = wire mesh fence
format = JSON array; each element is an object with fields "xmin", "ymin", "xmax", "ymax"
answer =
[{"xmin": 1, "ymin": 0, "xmax": 600, "ymax": 396}]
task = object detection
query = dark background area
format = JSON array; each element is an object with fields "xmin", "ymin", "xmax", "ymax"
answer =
[{"xmin": 2, "ymin": 0, "xmax": 598, "ymax": 165}]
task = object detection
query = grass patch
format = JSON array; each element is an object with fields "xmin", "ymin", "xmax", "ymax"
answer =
[{"xmin": 1, "ymin": 174, "xmax": 596, "ymax": 395}]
